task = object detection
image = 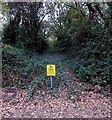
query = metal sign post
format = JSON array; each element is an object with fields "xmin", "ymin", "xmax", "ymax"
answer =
[
  {"xmin": 50, "ymin": 76, "xmax": 53, "ymax": 89},
  {"xmin": 47, "ymin": 65, "xmax": 56, "ymax": 89}
]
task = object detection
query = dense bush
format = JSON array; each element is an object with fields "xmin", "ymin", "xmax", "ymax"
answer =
[
  {"xmin": 54, "ymin": 3, "xmax": 112, "ymax": 87},
  {"xmin": 64, "ymin": 25, "xmax": 112, "ymax": 86},
  {"xmin": 2, "ymin": 44, "xmax": 45, "ymax": 88},
  {"xmin": 65, "ymin": 57, "xmax": 111, "ymax": 86}
]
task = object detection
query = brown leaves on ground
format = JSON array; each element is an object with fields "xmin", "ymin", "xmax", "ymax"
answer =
[
  {"xmin": 1, "ymin": 54, "xmax": 112, "ymax": 119},
  {"xmin": 1, "ymin": 86, "xmax": 112, "ymax": 119}
]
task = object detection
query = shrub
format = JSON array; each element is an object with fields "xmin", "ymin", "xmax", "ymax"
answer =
[{"xmin": 2, "ymin": 44, "xmax": 45, "ymax": 87}]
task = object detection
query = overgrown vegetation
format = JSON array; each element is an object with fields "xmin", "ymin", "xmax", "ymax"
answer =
[
  {"xmin": 1, "ymin": 2, "xmax": 112, "ymax": 95},
  {"xmin": 1, "ymin": 2, "xmax": 112, "ymax": 119},
  {"xmin": 2, "ymin": 44, "xmax": 67, "ymax": 91},
  {"xmin": 49, "ymin": 2, "xmax": 112, "ymax": 87},
  {"xmin": 2, "ymin": 44, "xmax": 45, "ymax": 88}
]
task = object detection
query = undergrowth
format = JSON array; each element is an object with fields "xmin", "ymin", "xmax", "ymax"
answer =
[
  {"xmin": 2, "ymin": 44, "xmax": 72, "ymax": 99},
  {"xmin": 2, "ymin": 44, "xmax": 45, "ymax": 88},
  {"xmin": 64, "ymin": 40, "xmax": 112, "ymax": 89}
]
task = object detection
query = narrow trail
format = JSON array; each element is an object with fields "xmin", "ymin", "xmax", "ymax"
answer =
[{"xmin": 1, "ymin": 53, "xmax": 112, "ymax": 119}]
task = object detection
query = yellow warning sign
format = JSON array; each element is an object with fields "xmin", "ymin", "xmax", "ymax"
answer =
[{"xmin": 47, "ymin": 65, "xmax": 56, "ymax": 76}]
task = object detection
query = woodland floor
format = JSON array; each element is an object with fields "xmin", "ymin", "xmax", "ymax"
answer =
[{"xmin": 1, "ymin": 53, "xmax": 112, "ymax": 119}]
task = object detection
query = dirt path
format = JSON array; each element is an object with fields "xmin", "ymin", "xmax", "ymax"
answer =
[{"xmin": 1, "ymin": 53, "xmax": 112, "ymax": 119}]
